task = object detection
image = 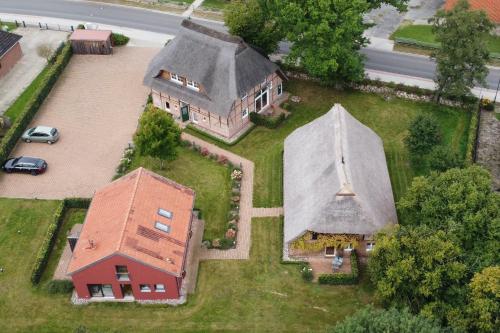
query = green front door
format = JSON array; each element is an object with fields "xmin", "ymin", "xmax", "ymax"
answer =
[{"xmin": 181, "ymin": 104, "xmax": 189, "ymax": 122}]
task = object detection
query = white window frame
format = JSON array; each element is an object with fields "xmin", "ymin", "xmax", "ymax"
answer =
[
  {"xmin": 241, "ymin": 94, "xmax": 248, "ymax": 101},
  {"xmin": 255, "ymin": 87, "xmax": 269, "ymax": 113},
  {"xmin": 192, "ymin": 112, "xmax": 199, "ymax": 124},
  {"xmin": 242, "ymin": 107, "xmax": 249, "ymax": 119},
  {"xmin": 187, "ymin": 79, "xmax": 200, "ymax": 91},
  {"xmin": 344, "ymin": 243, "xmax": 353, "ymax": 251},
  {"xmin": 277, "ymin": 83, "xmax": 283, "ymax": 96},
  {"xmin": 155, "ymin": 284, "xmax": 166, "ymax": 293},
  {"xmin": 366, "ymin": 242, "xmax": 375, "ymax": 251},
  {"xmin": 139, "ymin": 284, "xmax": 151, "ymax": 293},
  {"xmin": 170, "ymin": 73, "xmax": 183, "ymax": 85}
]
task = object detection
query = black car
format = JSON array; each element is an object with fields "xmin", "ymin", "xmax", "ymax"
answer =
[{"xmin": 2, "ymin": 156, "xmax": 47, "ymax": 175}]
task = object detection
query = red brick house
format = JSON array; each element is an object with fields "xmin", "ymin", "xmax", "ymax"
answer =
[
  {"xmin": 143, "ymin": 19, "xmax": 286, "ymax": 142},
  {"xmin": 444, "ymin": 0, "xmax": 500, "ymax": 24},
  {"xmin": 67, "ymin": 167, "xmax": 196, "ymax": 302},
  {"xmin": 0, "ymin": 30, "xmax": 22, "ymax": 78}
]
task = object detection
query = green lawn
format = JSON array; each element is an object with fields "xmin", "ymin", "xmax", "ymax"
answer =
[
  {"xmin": 0, "ymin": 200, "xmax": 373, "ymax": 332},
  {"xmin": 391, "ymin": 24, "xmax": 500, "ymax": 54},
  {"xmin": 186, "ymin": 80, "xmax": 471, "ymax": 206},
  {"xmin": 0, "ymin": 21, "xmax": 17, "ymax": 31},
  {"xmin": 129, "ymin": 147, "xmax": 231, "ymax": 241},
  {"xmin": 40, "ymin": 209, "xmax": 87, "ymax": 285},
  {"xmin": 201, "ymin": 0, "xmax": 230, "ymax": 10}
]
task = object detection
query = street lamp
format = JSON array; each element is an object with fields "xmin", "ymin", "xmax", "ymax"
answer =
[{"xmin": 494, "ymin": 78, "xmax": 500, "ymax": 104}]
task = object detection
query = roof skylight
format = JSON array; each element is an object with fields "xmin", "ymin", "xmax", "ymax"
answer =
[
  {"xmin": 158, "ymin": 208, "xmax": 173, "ymax": 219},
  {"xmin": 154, "ymin": 221, "xmax": 171, "ymax": 234}
]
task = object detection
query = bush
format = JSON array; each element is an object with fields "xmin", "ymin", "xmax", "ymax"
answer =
[
  {"xmin": 404, "ymin": 114, "xmax": 441, "ymax": 155},
  {"xmin": 301, "ymin": 264, "xmax": 313, "ymax": 282},
  {"xmin": 318, "ymin": 251, "xmax": 359, "ymax": 285},
  {"xmin": 184, "ymin": 124, "xmax": 255, "ymax": 146},
  {"xmin": 0, "ymin": 42, "xmax": 72, "ymax": 165},
  {"xmin": 465, "ymin": 107, "xmax": 479, "ymax": 165},
  {"xmin": 428, "ymin": 145, "xmax": 464, "ymax": 172},
  {"xmin": 249, "ymin": 112, "xmax": 285, "ymax": 129},
  {"xmin": 46, "ymin": 279, "xmax": 74, "ymax": 294},
  {"xmin": 112, "ymin": 33, "xmax": 130, "ymax": 46},
  {"xmin": 480, "ymin": 98, "xmax": 495, "ymax": 111},
  {"xmin": 219, "ymin": 238, "xmax": 235, "ymax": 249}
]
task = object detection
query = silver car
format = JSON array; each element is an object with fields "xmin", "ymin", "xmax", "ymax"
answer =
[{"xmin": 22, "ymin": 126, "xmax": 59, "ymax": 144}]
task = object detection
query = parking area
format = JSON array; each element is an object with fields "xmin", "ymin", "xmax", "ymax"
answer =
[
  {"xmin": 0, "ymin": 28, "xmax": 68, "ymax": 114},
  {"xmin": 0, "ymin": 47, "xmax": 159, "ymax": 199}
]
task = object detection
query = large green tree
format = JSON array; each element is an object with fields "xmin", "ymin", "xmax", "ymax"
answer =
[
  {"xmin": 430, "ymin": 0, "xmax": 494, "ymax": 101},
  {"xmin": 398, "ymin": 166, "xmax": 500, "ymax": 270},
  {"xmin": 224, "ymin": 0, "xmax": 282, "ymax": 55},
  {"xmin": 369, "ymin": 225, "xmax": 467, "ymax": 327},
  {"xmin": 467, "ymin": 266, "xmax": 500, "ymax": 333},
  {"xmin": 330, "ymin": 306, "xmax": 447, "ymax": 333},
  {"xmin": 134, "ymin": 105, "xmax": 181, "ymax": 168}
]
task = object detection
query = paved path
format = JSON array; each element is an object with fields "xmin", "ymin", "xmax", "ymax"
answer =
[
  {"xmin": 181, "ymin": 133, "xmax": 254, "ymax": 260},
  {"xmin": 476, "ymin": 109, "xmax": 500, "ymax": 191},
  {"xmin": 182, "ymin": 0, "xmax": 204, "ymax": 18},
  {"xmin": 252, "ymin": 207, "xmax": 283, "ymax": 218}
]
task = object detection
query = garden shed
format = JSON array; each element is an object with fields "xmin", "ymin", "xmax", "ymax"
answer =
[{"xmin": 70, "ymin": 29, "xmax": 112, "ymax": 55}]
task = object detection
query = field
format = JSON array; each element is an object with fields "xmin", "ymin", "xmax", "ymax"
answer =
[
  {"xmin": 129, "ymin": 147, "xmax": 232, "ymax": 241},
  {"xmin": 186, "ymin": 79, "xmax": 472, "ymax": 206},
  {"xmin": 0, "ymin": 199, "xmax": 373, "ymax": 332},
  {"xmin": 201, "ymin": 0, "xmax": 231, "ymax": 10}
]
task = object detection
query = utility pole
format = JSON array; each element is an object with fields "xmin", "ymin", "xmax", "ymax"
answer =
[{"xmin": 494, "ymin": 78, "xmax": 500, "ymax": 104}]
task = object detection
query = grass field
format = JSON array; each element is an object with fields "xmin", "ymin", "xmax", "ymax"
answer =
[
  {"xmin": 391, "ymin": 24, "xmax": 500, "ymax": 54},
  {"xmin": 129, "ymin": 147, "xmax": 231, "ymax": 241},
  {"xmin": 186, "ymin": 79, "xmax": 471, "ymax": 206},
  {"xmin": 201, "ymin": 0, "xmax": 230, "ymax": 10},
  {"xmin": 0, "ymin": 200, "xmax": 373, "ymax": 332}
]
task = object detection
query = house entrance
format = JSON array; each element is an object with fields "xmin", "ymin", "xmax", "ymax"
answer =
[
  {"xmin": 120, "ymin": 284, "xmax": 133, "ymax": 298},
  {"xmin": 180, "ymin": 101, "xmax": 190, "ymax": 122},
  {"xmin": 255, "ymin": 88, "xmax": 269, "ymax": 113}
]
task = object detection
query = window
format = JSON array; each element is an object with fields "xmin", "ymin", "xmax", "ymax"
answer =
[
  {"xmin": 187, "ymin": 80, "xmax": 200, "ymax": 91},
  {"xmin": 311, "ymin": 232, "xmax": 318, "ymax": 240},
  {"xmin": 88, "ymin": 284, "xmax": 114, "ymax": 297},
  {"xmin": 277, "ymin": 83, "xmax": 283, "ymax": 96},
  {"xmin": 170, "ymin": 73, "xmax": 183, "ymax": 85},
  {"xmin": 344, "ymin": 243, "xmax": 353, "ymax": 251},
  {"xmin": 268, "ymin": 81, "xmax": 273, "ymax": 90},
  {"xmin": 241, "ymin": 107, "xmax": 248, "ymax": 119},
  {"xmin": 241, "ymin": 94, "xmax": 248, "ymax": 101},
  {"xmin": 366, "ymin": 242, "xmax": 375, "ymax": 251},
  {"xmin": 255, "ymin": 87, "xmax": 269, "ymax": 113},
  {"xmin": 165, "ymin": 101, "xmax": 170, "ymax": 111},
  {"xmin": 155, "ymin": 221, "xmax": 171, "ymax": 234},
  {"xmin": 139, "ymin": 284, "xmax": 151, "ymax": 292},
  {"xmin": 192, "ymin": 112, "xmax": 199, "ymax": 124},
  {"xmin": 115, "ymin": 265, "xmax": 130, "ymax": 281},
  {"xmin": 155, "ymin": 284, "xmax": 166, "ymax": 292},
  {"xmin": 158, "ymin": 208, "xmax": 173, "ymax": 219}
]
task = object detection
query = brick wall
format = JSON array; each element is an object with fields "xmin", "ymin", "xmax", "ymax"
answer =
[{"xmin": 0, "ymin": 42, "xmax": 22, "ymax": 78}]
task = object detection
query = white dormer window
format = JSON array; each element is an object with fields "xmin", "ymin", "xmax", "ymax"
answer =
[
  {"xmin": 170, "ymin": 73, "xmax": 183, "ymax": 85},
  {"xmin": 187, "ymin": 80, "xmax": 200, "ymax": 91}
]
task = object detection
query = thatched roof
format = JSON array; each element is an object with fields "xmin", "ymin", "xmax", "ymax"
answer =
[
  {"xmin": 283, "ymin": 104, "xmax": 397, "ymax": 244},
  {"xmin": 143, "ymin": 20, "xmax": 283, "ymax": 117}
]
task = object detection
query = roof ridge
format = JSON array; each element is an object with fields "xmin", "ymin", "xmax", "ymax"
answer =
[
  {"xmin": 116, "ymin": 167, "xmax": 143, "ymax": 252},
  {"xmin": 333, "ymin": 104, "xmax": 354, "ymax": 196},
  {"xmin": 181, "ymin": 19, "xmax": 244, "ymax": 45}
]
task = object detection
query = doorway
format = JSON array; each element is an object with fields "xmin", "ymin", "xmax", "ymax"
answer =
[
  {"xmin": 120, "ymin": 284, "xmax": 133, "ymax": 298},
  {"xmin": 180, "ymin": 101, "xmax": 190, "ymax": 122},
  {"xmin": 255, "ymin": 88, "xmax": 269, "ymax": 113}
]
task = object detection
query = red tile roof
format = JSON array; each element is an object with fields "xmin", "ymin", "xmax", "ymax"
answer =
[
  {"xmin": 444, "ymin": 0, "xmax": 500, "ymax": 24},
  {"xmin": 70, "ymin": 29, "xmax": 112, "ymax": 41},
  {"xmin": 67, "ymin": 168, "xmax": 195, "ymax": 276}
]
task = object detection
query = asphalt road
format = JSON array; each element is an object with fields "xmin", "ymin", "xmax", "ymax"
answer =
[{"xmin": 0, "ymin": 0, "xmax": 499, "ymax": 90}]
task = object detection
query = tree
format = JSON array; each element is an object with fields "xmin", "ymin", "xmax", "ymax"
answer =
[
  {"xmin": 398, "ymin": 166, "xmax": 500, "ymax": 270},
  {"xmin": 467, "ymin": 266, "xmax": 500, "ymax": 333},
  {"xmin": 37, "ymin": 44, "xmax": 54, "ymax": 62},
  {"xmin": 404, "ymin": 114, "xmax": 441, "ymax": 155},
  {"xmin": 369, "ymin": 225, "xmax": 467, "ymax": 326},
  {"xmin": 330, "ymin": 306, "xmax": 447, "ymax": 333},
  {"xmin": 275, "ymin": 0, "xmax": 369, "ymax": 84},
  {"xmin": 430, "ymin": 0, "xmax": 494, "ymax": 101},
  {"xmin": 224, "ymin": 0, "xmax": 282, "ymax": 55},
  {"xmin": 133, "ymin": 105, "xmax": 181, "ymax": 168},
  {"xmin": 428, "ymin": 145, "xmax": 463, "ymax": 172}
]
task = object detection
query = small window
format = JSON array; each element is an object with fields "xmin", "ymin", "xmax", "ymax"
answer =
[
  {"xmin": 139, "ymin": 284, "xmax": 151, "ymax": 292},
  {"xmin": 187, "ymin": 80, "xmax": 200, "ymax": 91},
  {"xmin": 311, "ymin": 232, "xmax": 318, "ymax": 240},
  {"xmin": 241, "ymin": 108, "xmax": 248, "ymax": 119},
  {"xmin": 241, "ymin": 94, "xmax": 248, "ymax": 101},
  {"xmin": 277, "ymin": 83, "xmax": 283, "ymax": 96},
  {"xmin": 155, "ymin": 221, "xmax": 170, "ymax": 233},
  {"xmin": 366, "ymin": 242, "xmax": 375, "ymax": 251},
  {"xmin": 170, "ymin": 73, "xmax": 183, "ymax": 85},
  {"xmin": 155, "ymin": 284, "xmax": 166, "ymax": 292},
  {"xmin": 345, "ymin": 243, "xmax": 353, "ymax": 251},
  {"xmin": 165, "ymin": 101, "xmax": 170, "ymax": 110},
  {"xmin": 115, "ymin": 265, "xmax": 130, "ymax": 281},
  {"xmin": 158, "ymin": 208, "xmax": 173, "ymax": 219},
  {"xmin": 192, "ymin": 112, "xmax": 199, "ymax": 124}
]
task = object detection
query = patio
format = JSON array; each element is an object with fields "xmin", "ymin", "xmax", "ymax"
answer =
[{"xmin": 307, "ymin": 252, "xmax": 353, "ymax": 281}]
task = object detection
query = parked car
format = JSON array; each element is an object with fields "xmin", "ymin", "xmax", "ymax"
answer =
[
  {"xmin": 22, "ymin": 126, "xmax": 59, "ymax": 144},
  {"xmin": 2, "ymin": 157, "xmax": 47, "ymax": 175}
]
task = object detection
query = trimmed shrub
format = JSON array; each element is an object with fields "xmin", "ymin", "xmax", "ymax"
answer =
[
  {"xmin": 46, "ymin": 279, "xmax": 74, "ymax": 294},
  {"xmin": 219, "ymin": 238, "xmax": 235, "ymax": 249},
  {"xmin": 428, "ymin": 145, "xmax": 464, "ymax": 172},
  {"xmin": 404, "ymin": 114, "xmax": 441, "ymax": 155},
  {"xmin": 249, "ymin": 112, "xmax": 285, "ymax": 129},
  {"xmin": 301, "ymin": 264, "xmax": 313, "ymax": 282},
  {"xmin": 112, "ymin": 33, "xmax": 130, "ymax": 46},
  {"xmin": 465, "ymin": 106, "xmax": 479, "ymax": 165},
  {"xmin": 184, "ymin": 124, "xmax": 255, "ymax": 146},
  {"xmin": 318, "ymin": 251, "xmax": 359, "ymax": 285},
  {"xmin": 0, "ymin": 42, "xmax": 72, "ymax": 164}
]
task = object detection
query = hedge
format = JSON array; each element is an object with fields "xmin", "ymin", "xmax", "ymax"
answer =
[
  {"xmin": 184, "ymin": 123, "xmax": 255, "ymax": 146},
  {"xmin": 46, "ymin": 279, "xmax": 74, "ymax": 294},
  {"xmin": 249, "ymin": 112, "xmax": 286, "ymax": 129},
  {"xmin": 112, "ymin": 33, "xmax": 130, "ymax": 46},
  {"xmin": 30, "ymin": 198, "xmax": 91, "ymax": 285},
  {"xmin": 465, "ymin": 105, "xmax": 480, "ymax": 165},
  {"xmin": 318, "ymin": 250, "xmax": 359, "ymax": 285},
  {"xmin": 0, "ymin": 42, "xmax": 72, "ymax": 164}
]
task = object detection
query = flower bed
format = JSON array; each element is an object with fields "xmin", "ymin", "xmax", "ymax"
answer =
[{"xmin": 181, "ymin": 139, "xmax": 243, "ymax": 250}]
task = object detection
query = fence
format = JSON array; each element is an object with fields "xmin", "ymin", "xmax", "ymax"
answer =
[{"xmin": 0, "ymin": 18, "xmax": 77, "ymax": 33}]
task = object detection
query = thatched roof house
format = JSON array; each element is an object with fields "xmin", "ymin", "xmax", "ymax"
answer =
[{"xmin": 283, "ymin": 104, "xmax": 397, "ymax": 257}]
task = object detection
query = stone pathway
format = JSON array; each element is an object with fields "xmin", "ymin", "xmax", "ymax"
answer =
[
  {"xmin": 182, "ymin": 0, "xmax": 205, "ymax": 18},
  {"xmin": 252, "ymin": 207, "xmax": 284, "ymax": 218},
  {"xmin": 476, "ymin": 109, "xmax": 500, "ymax": 191},
  {"xmin": 181, "ymin": 133, "xmax": 255, "ymax": 260}
]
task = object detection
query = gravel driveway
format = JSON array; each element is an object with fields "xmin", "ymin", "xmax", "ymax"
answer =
[{"xmin": 0, "ymin": 47, "xmax": 159, "ymax": 199}]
